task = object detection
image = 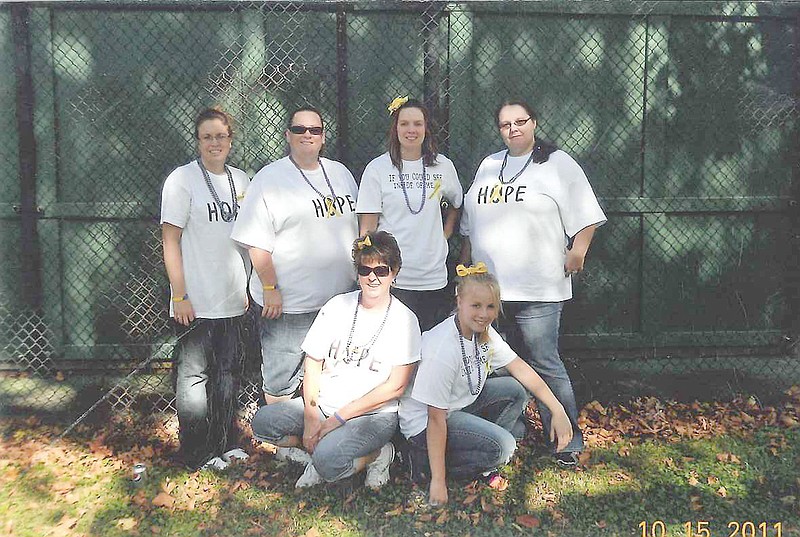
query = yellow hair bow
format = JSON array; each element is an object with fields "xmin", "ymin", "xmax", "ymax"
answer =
[
  {"xmin": 387, "ymin": 96, "xmax": 409, "ymax": 115},
  {"xmin": 456, "ymin": 262, "xmax": 488, "ymax": 277},
  {"xmin": 356, "ymin": 235, "xmax": 372, "ymax": 250}
]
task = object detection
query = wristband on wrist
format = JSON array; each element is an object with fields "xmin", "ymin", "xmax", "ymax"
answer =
[
  {"xmin": 333, "ymin": 412, "xmax": 347, "ymax": 425},
  {"xmin": 172, "ymin": 294, "xmax": 189, "ymax": 302},
  {"xmin": 262, "ymin": 284, "xmax": 278, "ymax": 291}
]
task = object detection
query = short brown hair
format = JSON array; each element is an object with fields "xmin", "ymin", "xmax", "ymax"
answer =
[{"xmin": 352, "ymin": 231, "xmax": 402, "ymax": 274}]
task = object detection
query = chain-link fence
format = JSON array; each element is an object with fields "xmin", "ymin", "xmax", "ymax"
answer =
[{"xmin": 1, "ymin": 1, "xmax": 798, "ymax": 427}]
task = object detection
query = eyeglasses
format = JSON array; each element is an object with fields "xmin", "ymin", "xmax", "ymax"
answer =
[
  {"xmin": 200, "ymin": 134, "xmax": 231, "ymax": 142},
  {"xmin": 288, "ymin": 125, "xmax": 324, "ymax": 136},
  {"xmin": 498, "ymin": 117, "xmax": 531, "ymax": 131},
  {"xmin": 357, "ymin": 264, "xmax": 391, "ymax": 278}
]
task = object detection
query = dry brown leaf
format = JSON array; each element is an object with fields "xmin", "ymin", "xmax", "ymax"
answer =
[
  {"xmin": 152, "ymin": 492, "xmax": 175, "ymax": 508},
  {"xmin": 707, "ymin": 476, "xmax": 720, "ymax": 486},
  {"xmin": 688, "ymin": 476, "xmax": 699, "ymax": 486},
  {"xmin": 716, "ymin": 486, "xmax": 728, "ymax": 498},
  {"xmin": 435, "ymin": 510, "xmax": 449, "ymax": 524},
  {"xmin": 305, "ymin": 528, "xmax": 321, "ymax": 537},
  {"xmin": 494, "ymin": 515, "xmax": 505, "ymax": 527},
  {"xmin": 516, "ymin": 515, "xmax": 540, "ymax": 529},
  {"xmin": 596, "ymin": 520, "xmax": 608, "ymax": 529},
  {"xmin": 385, "ymin": 505, "xmax": 403, "ymax": 516},
  {"xmin": 115, "ymin": 518, "xmax": 138, "ymax": 530},
  {"xmin": 463, "ymin": 494, "xmax": 478, "ymax": 505}
]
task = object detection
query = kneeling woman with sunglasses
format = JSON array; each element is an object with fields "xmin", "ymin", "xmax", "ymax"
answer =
[
  {"xmin": 398, "ymin": 264, "xmax": 572, "ymax": 505},
  {"xmin": 251, "ymin": 231, "xmax": 421, "ymax": 489}
]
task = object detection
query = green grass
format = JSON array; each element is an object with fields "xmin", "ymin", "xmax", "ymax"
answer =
[{"xmin": 1, "ymin": 417, "xmax": 798, "ymax": 537}]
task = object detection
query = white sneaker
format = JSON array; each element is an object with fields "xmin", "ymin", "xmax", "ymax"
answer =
[
  {"xmin": 295, "ymin": 462, "xmax": 324, "ymax": 488},
  {"xmin": 275, "ymin": 447, "xmax": 312, "ymax": 465},
  {"xmin": 364, "ymin": 443, "xmax": 394, "ymax": 490},
  {"xmin": 222, "ymin": 448, "xmax": 249, "ymax": 463},
  {"xmin": 201, "ymin": 456, "xmax": 229, "ymax": 471}
]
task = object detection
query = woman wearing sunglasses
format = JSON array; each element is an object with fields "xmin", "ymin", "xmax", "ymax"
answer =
[
  {"xmin": 251, "ymin": 231, "xmax": 421, "ymax": 489},
  {"xmin": 232, "ymin": 106, "xmax": 359, "ymax": 408},
  {"xmin": 459, "ymin": 99, "xmax": 606, "ymax": 467},
  {"xmin": 161, "ymin": 107, "xmax": 251, "ymax": 470},
  {"xmin": 356, "ymin": 97, "xmax": 463, "ymax": 331}
]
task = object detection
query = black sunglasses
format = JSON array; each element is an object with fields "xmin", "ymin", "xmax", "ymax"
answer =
[
  {"xmin": 288, "ymin": 125, "xmax": 324, "ymax": 135},
  {"xmin": 357, "ymin": 264, "xmax": 391, "ymax": 278}
]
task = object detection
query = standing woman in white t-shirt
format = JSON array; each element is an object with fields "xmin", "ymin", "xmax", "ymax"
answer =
[
  {"xmin": 231, "ymin": 106, "xmax": 359, "ymax": 405},
  {"xmin": 161, "ymin": 107, "xmax": 251, "ymax": 470},
  {"xmin": 460, "ymin": 99, "xmax": 607, "ymax": 467},
  {"xmin": 357, "ymin": 97, "xmax": 463, "ymax": 331},
  {"xmin": 398, "ymin": 265, "xmax": 572, "ymax": 505}
]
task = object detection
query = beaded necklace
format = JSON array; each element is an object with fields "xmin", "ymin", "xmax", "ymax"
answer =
[
  {"xmin": 196, "ymin": 158, "xmax": 237, "ymax": 222},
  {"xmin": 344, "ymin": 293, "xmax": 393, "ymax": 365},
  {"xmin": 497, "ymin": 148, "xmax": 536, "ymax": 185},
  {"xmin": 454, "ymin": 315, "xmax": 483, "ymax": 396},
  {"xmin": 289, "ymin": 155, "xmax": 339, "ymax": 217},
  {"xmin": 399, "ymin": 159, "xmax": 428, "ymax": 215}
]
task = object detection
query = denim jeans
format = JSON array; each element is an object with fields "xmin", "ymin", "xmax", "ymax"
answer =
[
  {"xmin": 256, "ymin": 308, "xmax": 317, "ymax": 397},
  {"xmin": 391, "ymin": 286, "xmax": 453, "ymax": 332},
  {"xmin": 407, "ymin": 376, "xmax": 526, "ymax": 481},
  {"xmin": 498, "ymin": 301, "xmax": 584, "ymax": 453},
  {"xmin": 173, "ymin": 316, "xmax": 244, "ymax": 468},
  {"xmin": 251, "ymin": 398, "xmax": 398, "ymax": 482}
]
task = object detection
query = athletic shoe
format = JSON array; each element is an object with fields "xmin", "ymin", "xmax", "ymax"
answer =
[
  {"xmin": 295, "ymin": 462, "xmax": 324, "ymax": 488},
  {"xmin": 201, "ymin": 456, "xmax": 229, "ymax": 471},
  {"xmin": 365, "ymin": 443, "xmax": 395, "ymax": 490},
  {"xmin": 221, "ymin": 448, "xmax": 249, "ymax": 463},
  {"xmin": 275, "ymin": 447, "xmax": 312, "ymax": 465},
  {"xmin": 554, "ymin": 451, "xmax": 580, "ymax": 468}
]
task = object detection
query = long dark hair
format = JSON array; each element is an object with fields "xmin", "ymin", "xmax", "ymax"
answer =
[
  {"xmin": 495, "ymin": 99, "xmax": 557, "ymax": 164},
  {"xmin": 388, "ymin": 98, "xmax": 438, "ymax": 172}
]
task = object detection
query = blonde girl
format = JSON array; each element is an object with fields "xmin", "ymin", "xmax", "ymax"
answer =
[{"xmin": 398, "ymin": 263, "xmax": 572, "ymax": 505}]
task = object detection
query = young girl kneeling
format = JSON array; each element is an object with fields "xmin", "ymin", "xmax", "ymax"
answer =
[{"xmin": 398, "ymin": 264, "xmax": 573, "ymax": 505}]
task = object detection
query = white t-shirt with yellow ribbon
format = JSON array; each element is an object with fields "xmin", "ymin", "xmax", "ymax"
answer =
[
  {"xmin": 357, "ymin": 152, "xmax": 463, "ymax": 290},
  {"xmin": 399, "ymin": 315, "xmax": 517, "ymax": 438}
]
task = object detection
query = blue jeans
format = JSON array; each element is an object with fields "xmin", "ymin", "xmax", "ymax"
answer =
[
  {"xmin": 498, "ymin": 301, "xmax": 584, "ymax": 453},
  {"xmin": 407, "ymin": 376, "xmax": 526, "ymax": 481},
  {"xmin": 251, "ymin": 398, "xmax": 397, "ymax": 482},
  {"xmin": 391, "ymin": 287, "xmax": 452, "ymax": 332},
  {"xmin": 173, "ymin": 316, "xmax": 244, "ymax": 468},
  {"xmin": 256, "ymin": 309, "xmax": 317, "ymax": 397}
]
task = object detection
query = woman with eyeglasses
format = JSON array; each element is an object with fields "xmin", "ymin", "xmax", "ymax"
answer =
[
  {"xmin": 232, "ymin": 106, "xmax": 359, "ymax": 410},
  {"xmin": 459, "ymin": 99, "xmax": 606, "ymax": 468},
  {"xmin": 161, "ymin": 107, "xmax": 251, "ymax": 470},
  {"xmin": 356, "ymin": 97, "xmax": 463, "ymax": 332},
  {"xmin": 251, "ymin": 231, "xmax": 421, "ymax": 490}
]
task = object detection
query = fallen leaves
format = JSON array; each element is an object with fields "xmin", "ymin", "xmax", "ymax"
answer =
[
  {"xmin": 152, "ymin": 491, "xmax": 175, "ymax": 509},
  {"xmin": 516, "ymin": 514, "xmax": 541, "ymax": 528}
]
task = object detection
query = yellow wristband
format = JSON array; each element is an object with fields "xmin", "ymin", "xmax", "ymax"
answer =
[
  {"xmin": 172, "ymin": 294, "xmax": 189, "ymax": 302},
  {"xmin": 262, "ymin": 284, "xmax": 278, "ymax": 291}
]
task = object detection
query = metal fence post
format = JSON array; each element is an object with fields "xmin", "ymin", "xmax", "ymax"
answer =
[
  {"xmin": 11, "ymin": 4, "xmax": 43, "ymax": 312},
  {"xmin": 336, "ymin": 3, "xmax": 349, "ymax": 164}
]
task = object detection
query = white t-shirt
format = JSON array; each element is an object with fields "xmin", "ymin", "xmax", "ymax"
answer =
[
  {"xmin": 301, "ymin": 291, "xmax": 422, "ymax": 415},
  {"xmin": 460, "ymin": 149, "xmax": 606, "ymax": 302},
  {"xmin": 231, "ymin": 156, "xmax": 359, "ymax": 313},
  {"xmin": 160, "ymin": 160, "xmax": 250, "ymax": 319},
  {"xmin": 399, "ymin": 315, "xmax": 517, "ymax": 438},
  {"xmin": 356, "ymin": 153, "xmax": 463, "ymax": 290}
]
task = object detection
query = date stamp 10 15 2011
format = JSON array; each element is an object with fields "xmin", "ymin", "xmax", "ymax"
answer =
[{"xmin": 639, "ymin": 521, "xmax": 784, "ymax": 537}]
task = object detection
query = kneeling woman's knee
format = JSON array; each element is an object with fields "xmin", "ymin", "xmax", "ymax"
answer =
[
  {"xmin": 494, "ymin": 432, "xmax": 518, "ymax": 467},
  {"xmin": 310, "ymin": 449, "xmax": 350, "ymax": 482}
]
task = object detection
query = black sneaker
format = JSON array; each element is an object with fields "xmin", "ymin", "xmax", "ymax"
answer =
[{"xmin": 554, "ymin": 451, "xmax": 580, "ymax": 468}]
